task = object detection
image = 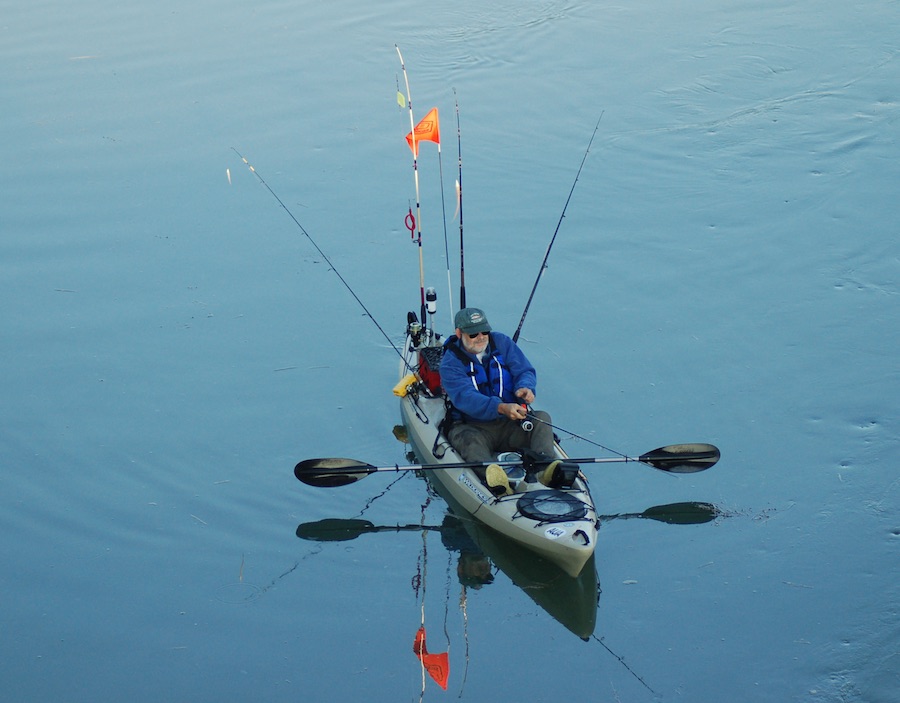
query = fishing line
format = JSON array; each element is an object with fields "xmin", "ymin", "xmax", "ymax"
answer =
[
  {"xmin": 244, "ymin": 473, "xmax": 411, "ymax": 602},
  {"xmin": 353, "ymin": 471, "xmax": 410, "ymax": 517},
  {"xmin": 231, "ymin": 148, "xmax": 407, "ymax": 366},
  {"xmin": 512, "ymin": 113, "xmax": 604, "ymax": 343},
  {"xmin": 525, "ymin": 411, "xmax": 629, "ymax": 459},
  {"xmin": 591, "ymin": 634, "xmax": 657, "ymax": 694}
]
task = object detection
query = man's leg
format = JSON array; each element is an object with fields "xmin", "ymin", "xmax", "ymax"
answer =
[
  {"xmin": 448, "ymin": 423, "xmax": 495, "ymax": 479},
  {"xmin": 526, "ymin": 410, "xmax": 556, "ymax": 457},
  {"xmin": 503, "ymin": 410, "xmax": 556, "ymax": 458}
]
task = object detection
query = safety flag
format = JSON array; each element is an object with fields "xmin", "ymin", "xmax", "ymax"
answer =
[
  {"xmin": 405, "ymin": 107, "xmax": 440, "ymax": 156},
  {"xmin": 413, "ymin": 626, "xmax": 449, "ymax": 690}
]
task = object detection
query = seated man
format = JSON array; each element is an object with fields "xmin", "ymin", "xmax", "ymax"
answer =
[{"xmin": 440, "ymin": 307, "xmax": 569, "ymax": 495}]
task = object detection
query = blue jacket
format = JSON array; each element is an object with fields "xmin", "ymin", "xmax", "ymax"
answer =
[{"xmin": 440, "ymin": 332, "xmax": 538, "ymax": 423}]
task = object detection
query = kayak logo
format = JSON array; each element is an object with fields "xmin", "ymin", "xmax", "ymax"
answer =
[
  {"xmin": 459, "ymin": 473, "xmax": 491, "ymax": 504},
  {"xmin": 544, "ymin": 526, "xmax": 568, "ymax": 540}
]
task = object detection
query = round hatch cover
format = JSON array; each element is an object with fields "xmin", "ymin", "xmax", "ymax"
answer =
[{"xmin": 517, "ymin": 489, "xmax": 588, "ymax": 523}]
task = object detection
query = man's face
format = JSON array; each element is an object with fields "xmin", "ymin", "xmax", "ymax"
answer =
[{"xmin": 459, "ymin": 329, "xmax": 489, "ymax": 355}]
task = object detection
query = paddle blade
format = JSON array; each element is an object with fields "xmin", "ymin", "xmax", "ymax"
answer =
[
  {"xmin": 294, "ymin": 458, "xmax": 377, "ymax": 487},
  {"xmin": 296, "ymin": 518, "xmax": 376, "ymax": 541},
  {"xmin": 639, "ymin": 444, "xmax": 720, "ymax": 473},
  {"xmin": 640, "ymin": 502, "xmax": 720, "ymax": 525}
]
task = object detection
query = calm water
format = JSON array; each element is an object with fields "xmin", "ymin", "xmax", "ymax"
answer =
[{"xmin": 3, "ymin": 0, "xmax": 898, "ymax": 700}]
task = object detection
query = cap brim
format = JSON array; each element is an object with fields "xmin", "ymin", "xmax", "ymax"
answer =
[{"xmin": 461, "ymin": 323, "xmax": 491, "ymax": 334}]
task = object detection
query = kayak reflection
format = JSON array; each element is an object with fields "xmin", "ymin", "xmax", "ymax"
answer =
[
  {"xmin": 297, "ymin": 507, "xmax": 598, "ymax": 639},
  {"xmin": 296, "ymin": 498, "xmax": 721, "ymax": 641}
]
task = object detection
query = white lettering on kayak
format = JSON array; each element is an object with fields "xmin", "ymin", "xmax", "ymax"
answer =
[
  {"xmin": 544, "ymin": 526, "xmax": 567, "ymax": 540},
  {"xmin": 458, "ymin": 473, "xmax": 491, "ymax": 505}
]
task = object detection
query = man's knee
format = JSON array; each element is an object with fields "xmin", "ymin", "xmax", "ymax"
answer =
[
  {"xmin": 449, "ymin": 426, "xmax": 493, "ymax": 462},
  {"xmin": 531, "ymin": 410, "xmax": 551, "ymax": 425}
]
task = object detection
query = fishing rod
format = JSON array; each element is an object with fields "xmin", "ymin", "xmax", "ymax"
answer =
[
  {"xmin": 523, "ymin": 411, "xmax": 723, "ymax": 476},
  {"xmin": 436, "ymin": 108, "xmax": 453, "ymax": 328},
  {"xmin": 396, "ymin": 45, "xmax": 428, "ymax": 328},
  {"xmin": 454, "ymin": 89, "xmax": 466, "ymax": 310},
  {"xmin": 512, "ymin": 114, "xmax": 604, "ymax": 343},
  {"xmin": 523, "ymin": 411, "xmax": 721, "ymax": 471},
  {"xmin": 524, "ymin": 410, "xmax": 628, "ymax": 458},
  {"xmin": 231, "ymin": 148, "xmax": 406, "ymax": 365}
]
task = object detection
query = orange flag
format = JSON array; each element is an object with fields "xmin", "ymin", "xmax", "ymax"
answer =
[
  {"xmin": 406, "ymin": 107, "xmax": 440, "ymax": 156},
  {"xmin": 413, "ymin": 626, "xmax": 449, "ymax": 690}
]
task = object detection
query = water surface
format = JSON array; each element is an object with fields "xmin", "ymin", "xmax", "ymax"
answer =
[{"xmin": 3, "ymin": 0, "xmax": 898, "ymax": 700}]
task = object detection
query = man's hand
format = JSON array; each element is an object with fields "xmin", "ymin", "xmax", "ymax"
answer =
[
  {"xmin": 515, "ymin": 388, "xmax": 535, "ymax": 405},
  {"xmin": 498, "ymin": 402, "xmax": 528, "ymax": 420}
]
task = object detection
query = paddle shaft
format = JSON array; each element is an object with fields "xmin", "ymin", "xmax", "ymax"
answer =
[
  {"xmin": 294, "ymin": 443, "xmax": 718, "ymax": 487},
  {"xmin": 359, "ymin": 454, "xmax": 652, "ymax": 474},
  {"xmin": 297, "ymin": 502, "xmax": 721, "ymax": 541}
]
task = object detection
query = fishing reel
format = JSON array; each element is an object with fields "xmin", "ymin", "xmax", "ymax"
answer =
[
  {"xmin": 518, "ymin": 404, "xmax": 534, "ymax": 432},
  {"xmin": 407, "ymin": 311, "xmax": 423, "ymax": 347}
]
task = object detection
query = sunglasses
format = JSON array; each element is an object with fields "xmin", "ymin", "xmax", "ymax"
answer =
[{"xmin": 466, "ymin": 331, "xmax": 489, "ymax": 339}]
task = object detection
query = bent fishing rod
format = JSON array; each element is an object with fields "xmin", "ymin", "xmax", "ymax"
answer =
[
  {"xmin": 231, "ymin": 148, "xmax": 407, "ymax": 365},
  {"xmin": 512, "ymin": 114, "xmax": 603, "ymax": 343}
]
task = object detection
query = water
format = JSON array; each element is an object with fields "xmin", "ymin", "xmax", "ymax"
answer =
[{"xmin": 3, "ymin": 0, "xmax": 898, "ymax": 700}]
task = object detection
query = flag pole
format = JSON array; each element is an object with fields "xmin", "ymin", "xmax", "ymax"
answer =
[{"xmin": 396, "ymin": 45, "xmax": 427, "ymax": 327}]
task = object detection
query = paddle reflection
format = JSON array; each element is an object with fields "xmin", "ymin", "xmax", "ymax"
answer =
[
  {"xmin": 296, "ymin": 507, "xmax": 600, "ymax": 640},
  {"xmin": 295, "ymin": 496, "xmax": 723, "ymax": 695},
  {"xmin": 295, "ymin": 498, "xmax": 723, "ymax": 640}
]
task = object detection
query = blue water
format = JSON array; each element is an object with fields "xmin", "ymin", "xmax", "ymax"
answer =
[{"xmin": 3, "ymin": 0, "xmax": 898, "ymax": 700}]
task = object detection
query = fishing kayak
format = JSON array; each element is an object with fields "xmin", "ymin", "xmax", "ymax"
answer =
[{"xmin": 396, "ymin": 317, "xmax": 600, "ymax": 578}]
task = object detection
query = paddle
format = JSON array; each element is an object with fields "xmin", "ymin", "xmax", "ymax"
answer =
[
  {"xmin": 293, "ymin": 443, "xmax": 720, "ymax": 488},
  {"xmin": 296, "ymin": 518, "xmax": 443, "ymax": 542},
  {"xmin": 295, "ymin": 502, "xmax": 721, "ymax": 541},
  {"xmin": 603, "ymin": 501, "xmax": 721, "ymax": 525}
]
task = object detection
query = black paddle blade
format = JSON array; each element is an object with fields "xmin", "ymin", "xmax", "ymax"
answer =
[
  {"xmin": 294, "ymin": 458, "xmax": 376, "ymax": 487},
  {"xmin": 640, "ymin": 502, "xmax": 720, "ymax": 525},
  {"xmin": 296, "ymin": 518, "xmax": 376, "ymax": 541},
  {"xmin": 639, "ymin": 444, "xmax": 720, "ymax": 473}
]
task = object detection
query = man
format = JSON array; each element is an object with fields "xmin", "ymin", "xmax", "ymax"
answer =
[{"xmin": 440, "ymin": 307, "xmax": 567, "ymax": 495}]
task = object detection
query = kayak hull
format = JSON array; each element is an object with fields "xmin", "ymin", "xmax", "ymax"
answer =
[{"xmin": 398, "ymin": 332, "xmax": 599, "ymax": 578}]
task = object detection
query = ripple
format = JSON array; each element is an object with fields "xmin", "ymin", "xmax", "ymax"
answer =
[{"xmin": 215, "ymin": 582, "xmax": 262, "ymax": 604}]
